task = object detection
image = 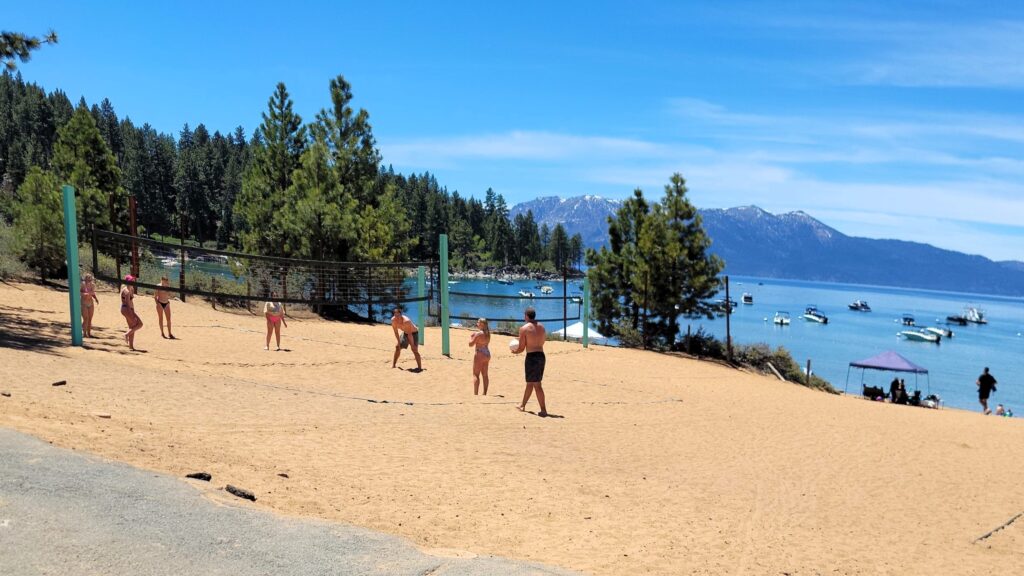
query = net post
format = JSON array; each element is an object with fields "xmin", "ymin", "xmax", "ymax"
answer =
[
  {"xmin": 417, "ymin": 266, "xmax": 426, "ymax": 346},
  {"xmin": 62, "ymin": 185, "xmax": 83, "ymax": 347},
  {"xmin": 178, "ymin": 234, "xmax": 186, "ymax": 303},
  {"xmin": 582, "ymin": 276, "xmax": 590, "ymax": 348},
  {"xmin": 440, "ymin": 234, "xmax": 450, "ymax": 356}
]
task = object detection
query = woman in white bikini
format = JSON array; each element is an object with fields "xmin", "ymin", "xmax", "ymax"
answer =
[
  {"xmin": 120, "ymin": 274, "xmax": 143, "ymax": 350},
  {"xmin": 469, "ymin": 317, "xmax": 491, "ymax": 395},
  {"xmin": 264, "ymin": 291, "xmax": 287, "ymax": 350},
  {"xmin": 80, "ymin": 272, "xmax": 99, "ymax": 338},
  {"xmin": 154, "ymin": 276, "xmax": 175, "ymax": 339}
]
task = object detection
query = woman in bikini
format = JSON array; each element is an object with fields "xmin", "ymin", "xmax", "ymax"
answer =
[
  {"xmin": 264, "ymin": 291, "xmax": 287, "ymax": 350},
  {"xmin": 120, "ymin": 274, "xmax": 143, "ymax": 350},
  {"xmin": 80, "ymin": 272, "xmax": 99, "ymax": 338},
  {"xmin": 154, "ymin": 276, "xmax": 175, "ymax": 339},
  {"xmin": 469, "ymin": 317, "xmax": 491, "ymax": 395}
]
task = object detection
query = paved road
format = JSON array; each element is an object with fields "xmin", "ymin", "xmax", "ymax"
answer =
[{"xmin": 0, "ymin": 428, "xmax": 576, "ymax": 575}]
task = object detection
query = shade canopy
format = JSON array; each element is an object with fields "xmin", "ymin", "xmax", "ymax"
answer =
[
  {"xmin": 553, "ymin": 321, "xmax": 606, "ymax": 340},
  {"xmin": 849, "ymin": 350, "xmax": 928, "ymax": 374}
]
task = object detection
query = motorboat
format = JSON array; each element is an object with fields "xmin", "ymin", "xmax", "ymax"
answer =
[
  {"xmin": 924, "ymin": 326, "xmax": 954, "ymax": 339},
  {"xmin": 715, "ymin": 298, "xmax": 737, "ymax": 313},
  {"xmin": 773, "ymin": 311, "xmax": 791, "ymax": 325},
  {"xmin": 965, "ymin": 306, "xmax": 987, "ymax": 324},
  {"xmin": 496, "ymin": 277, "xmax": 513, "ymax": 285},
  {"xmin": 801, "ymin": 306, "xmax": 829, "ymax": 324},
  {"xmin": 900, "ymin": 329, "xmax": 940, "ymax": 343},
  {"xmin": 741, "ymin": 293, "xmax": 753, "ymax": 304},
  {"xmin": 518, "ymin": 290, "xmax": 535, "ymax": 298},
  {"xmin": 570, "ymin": 296, "xmax": 583, "ymax": 304},
  {"xmin": 901, "ymin": 313, "xmax": 916, "ymax": 326},
  {"xmin": 946, "ymin": 314, "xmax": 968, "ymax": 326},
  {"xmin": 540, "ymin": 285, "xmax": 554, "ymax": 294},
  {"xmin": 848, "ymin": 300, "xmax": 871, "ymax": 312}
]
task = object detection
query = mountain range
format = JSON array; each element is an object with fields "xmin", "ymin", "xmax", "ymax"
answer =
[{"xmin": 510, "ymin": 196, "xmax": 1024, "ymax": 296}]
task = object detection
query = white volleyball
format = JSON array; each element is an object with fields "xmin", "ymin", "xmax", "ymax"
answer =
[{"xmin": 508, "ymin": 338, "xmax": 519, "ymax": 352}]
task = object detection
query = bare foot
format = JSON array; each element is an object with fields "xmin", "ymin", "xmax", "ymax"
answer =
[
  {"xmin": 539, "ymin": 411, "xmax": 549, "ymax": 418},
  {"xmin": 516, "ymin": 405, "xmax": 526, "ymax": 412},
  {"xmin": 168, "ymin": 334, "xmax": 175, "ymax": 339},
  {"xmin": 264, "ymin": 346, "xmax": 270, "ymax": 351}
]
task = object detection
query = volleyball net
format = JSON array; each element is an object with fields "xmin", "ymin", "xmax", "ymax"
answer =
[{"xmin": 89, "ymin": 229, "xmax": 438, "ymax": 311}]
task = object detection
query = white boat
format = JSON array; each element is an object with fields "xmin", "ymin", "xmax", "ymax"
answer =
[
  {"xmin": 540, "ymin": 285, "xmax": 554, "ymax": 294},
  {"xmin": 924, "ymin": 326, "xmax": 954, "ymax": 339},
  {"xmin": 496, "ymin": 277, "xmax": 513, "ymax": 285},
  {"xmin": 518, "ymin": 290, "xmax": 535, "ymax": 298},
  {"xmin": 900, "ymin": 329, "xmax": 940, "ymax": 343},
  {"xmin": 801, "ymin": 305, "xmax": 828, "ymax": 324},
  {"xmin": 901, "ymin": 313, "xmax": 916, "ymax": 326},
  {"xmin": 570, "ymin": 296, "xmax": 583, "ymax": 304},
  {"xmin": 741, "ymin": 293, "xmax": 753, "ymax": 304},
  {"xmin": 773, "ymin": 311, "xmax": 791, "ymax": 325},
  {"xmin": 965, "ymin": 306, "xmax": 987, "ymax": 324},
  {"xmin": 848, "ymin": 300, "xmax": 871, "ymax": 312}
]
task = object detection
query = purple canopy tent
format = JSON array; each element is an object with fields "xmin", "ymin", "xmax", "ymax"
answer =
[{"xmin": 845, "ymin": 350, "xmax": 930, "ymax": 394}]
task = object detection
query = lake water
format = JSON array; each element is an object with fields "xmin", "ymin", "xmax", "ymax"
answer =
[{"xmin": 441, "ymin": 275, "xmax": 1024, "ymax": 414}]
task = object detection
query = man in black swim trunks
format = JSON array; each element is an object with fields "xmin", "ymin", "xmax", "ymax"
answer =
[
  {"xmin": 976, "ymin": 367, "xmax": 997, "ymax": 414},
  {"xmin": 512, "ymin": 306, "xmax": 548, "ymax": 417}
]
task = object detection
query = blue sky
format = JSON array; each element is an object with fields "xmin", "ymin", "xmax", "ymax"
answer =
[{"xmin": 11, "ymin": 1, "xmax": 1024, "ymax": 260}]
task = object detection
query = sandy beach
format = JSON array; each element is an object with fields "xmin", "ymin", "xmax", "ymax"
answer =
[{"xmin": 1, "ymin": 280, "xmax": 1022, "ymax": 575}]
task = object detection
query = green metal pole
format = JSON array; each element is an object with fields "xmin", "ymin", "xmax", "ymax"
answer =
[
  {"xmin": 417, "ymin": 266, "xmax": 426, "ymax": 346},
  {"xmin": 440, "ymin": 234, "xmax": 450, "ymax": 356},
  {"xmin": 582, "ymin": 276, "xmax": 590, "ymax": 348},
  {"xmin": 62, "ymin": 185, "xmax": 83, "ymax": 347}
]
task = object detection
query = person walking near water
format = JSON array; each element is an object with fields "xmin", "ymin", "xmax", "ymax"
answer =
[
  {"xmin": 977, "ymin": 367, "xmax": 997, "ymax": 414},
  {"xmin": 469, "ymin": 317, "xmax": 491, "ymax": 395},
  {"xmin": 512, "ymin": 306, "xmax": 548, "ymax": 417},
  {"xmin": 391, "ymin": 307, "xmax": 422, "ymax": 371}
]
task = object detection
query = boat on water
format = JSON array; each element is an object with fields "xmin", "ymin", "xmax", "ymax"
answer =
[
  {"xmin": 496, "ymin": 277, "xmax": 513, "ymax": 285},
  {"xmin": 518, "ymin": 290, "xmax": 535, "ymax": 298},
  {"xmin": 715, "ymin": 298, "xmax": 737, "ymax": 313},
  {"xmin": 801, "ymin": 305, "xmax": 829, "ymax": 324},
  {"xmin": 964, "ymin": 306, "xmax": 987, "ymax": 324},
  {"xmin": 946, "ymin": 314, "xmax": 968, "ymax": 326},
  {"xmin": 570, "ymin": 296, "xmax": 583, "ymax": 304},
  {"xmin": 741, "ymin": 293, "xmax": 753, "ymax": 304},
  {"xmin": 540, "ymin": 286, "xmax": 554, "ymax": 294},
  {"xmin": 848, "ymin": 300, "xmax": 871, "ymax": 312},
  {"xmin": 901, "ymin": 313, "xmax": 916, "ymax": 326},
  {"xmin": 773, "ymin": 311, "xmax": 791, "ymax": 325},
  {"xmin": 924, "ymin": 326, "xmax": 954, "ymax": 339},
  {"xmin": 900, "ymin": 329, "xmax": 940, "ymax": 343}
]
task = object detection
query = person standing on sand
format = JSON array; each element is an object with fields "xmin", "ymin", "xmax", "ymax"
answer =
[
  {"xmin": 120, "ymin": 275, "xmax": 143, "ymax": 350},
  {"xmin": 977, "ymin": 367, "xmax": 997, "ymax": 414},
  {"xmin": 80, "ymin": 272, "xmax": 99, "ymax": 338},
  {"xmin": 391, "ymin": 307, "xmax": 422, "ymax": 370},
  {"xmin": 264, "ymin": 291, "xmax": 287, "ymax": 351},
  {"xmin": 511, "ymin": 306, "xmax": 547, "ymax": 417},
  {"xmin": 469, "ymin": 317, "xmax": 491, "ymax": 395},
  {"xmin": 154, "ymin": 276, "xmax": 175, "ymax": 339}
]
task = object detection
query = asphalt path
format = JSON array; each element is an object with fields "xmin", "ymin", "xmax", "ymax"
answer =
[{"xmin": 0, "ymin": 428, "xmax": 576, "ymax": 575}]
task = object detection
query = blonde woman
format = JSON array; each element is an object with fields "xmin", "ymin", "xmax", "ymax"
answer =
[
  {"xmin": 154, "ymin": 276, "xmax": 175, "ymax": 339},
  {"xmin": 80, "ymin": 272, "xmax": 99, "ymax": 337},
  {"xmin": 264, "ymin": 291, "xmax": 287, "ymax": 350},
  {"xmin": 469, "ymin": 317, "xmax": 491, "ymax": 395},
  {"xmin": 120, "ymin": 274, "xmax": 143, "ymax": 350}
]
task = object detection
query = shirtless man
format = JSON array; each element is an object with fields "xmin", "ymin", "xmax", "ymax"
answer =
[
  {"xmin": 391, "ymin": 307, "xmax": 422, "ymax": 370},
  {"xmin": 512, "ymin": 306, "xmax": 548, "ymax": 417}
]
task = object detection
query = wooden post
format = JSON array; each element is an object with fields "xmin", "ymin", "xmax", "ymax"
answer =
[{"xmin": 178, "ymin": 219, "xmax": 186, "ymax": 303}]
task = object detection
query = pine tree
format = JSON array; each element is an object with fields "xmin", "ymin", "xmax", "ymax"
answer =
[
  {"xmin": 549, "ymin": 223, "xmax": 570, "ymax": 271},
  {"xmin": 586, "ymin": 174, "xmax": 723, "ymax": 348},
  {"xmin": 12, "ymin": 166, "xmax": 63, "ymax": 278},
  {"xmin": 312, "ymin": 75, "xmax": 380, "ymax": 205},
  {"xmin": 235, "ymin": 83, "xmax": 306, "ymax": 257},
  {"xmin": 1, "ymin": 30, "xmax": 58, "ymax": 70},
  {"xmin": 51, "ymin": 105, "xmax": 123, "ymax": 235}
]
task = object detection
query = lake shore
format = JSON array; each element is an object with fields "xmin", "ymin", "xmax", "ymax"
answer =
[{"xmin": 1, "ymin": 280, "xmax": 1022, "ymax": 574}]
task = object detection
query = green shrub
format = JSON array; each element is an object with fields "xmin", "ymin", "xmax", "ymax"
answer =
[{"xmin": 0, "ymin": 220, "xmax": 28, "ymax": 279}]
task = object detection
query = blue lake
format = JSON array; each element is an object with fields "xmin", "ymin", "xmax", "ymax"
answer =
[{"xmin": 439, "ymin": 275, "xmax": 1024, "ymax": 414}]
